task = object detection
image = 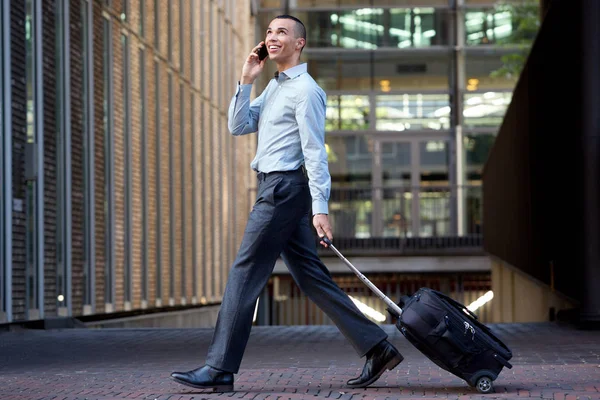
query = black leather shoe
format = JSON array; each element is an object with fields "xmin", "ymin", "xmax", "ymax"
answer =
[
  {"xmin": 170, "ymin": 365, "xmax": 234, "ymax": 392},
  {"xmin": 346, "ymin": 340, "xmax": 404, "ymax": 388}
]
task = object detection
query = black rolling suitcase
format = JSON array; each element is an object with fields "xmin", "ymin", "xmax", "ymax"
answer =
[{"xmin": 322, "ymin": 238, "xmax": 513, "ymax": 394}]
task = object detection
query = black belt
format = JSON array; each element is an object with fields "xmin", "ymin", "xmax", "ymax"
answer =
[{"xmin": 257, "ymin": 166, "xmax": 306, "ymax": 181}]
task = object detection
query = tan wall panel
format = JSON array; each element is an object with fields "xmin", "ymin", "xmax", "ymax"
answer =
[{"xmin": 112, "ymin": 26, "xmax": 126, "ymax": 311}]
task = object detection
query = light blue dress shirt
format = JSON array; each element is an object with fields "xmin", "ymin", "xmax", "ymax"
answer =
[{"xmin": 228, "ymin": 63, "xmax": 331, "ymax": 215}]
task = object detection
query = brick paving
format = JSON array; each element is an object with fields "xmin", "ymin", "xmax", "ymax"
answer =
[{"xmin": 0, "ymin": 323, "xmax": 599, "ymax": 400}]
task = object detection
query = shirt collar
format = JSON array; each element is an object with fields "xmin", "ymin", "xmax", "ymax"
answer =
[{"xmin": 274, "ymin": 63, "xmax": 307, "ymax": 81}]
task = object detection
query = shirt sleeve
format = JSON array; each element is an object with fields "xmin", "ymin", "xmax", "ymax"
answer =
[
  {"xmin": 295, "ymin": 86, "xmax": 331, "ymax": 215},
  {"xmin": 228, "ymin": 82, "xmax": 267, "ymax": 135}
]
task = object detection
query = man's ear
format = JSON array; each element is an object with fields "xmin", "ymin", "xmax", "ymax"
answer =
[{"xmin": 297, "ymin": 38, "xmax": 306, "ymax": 49}]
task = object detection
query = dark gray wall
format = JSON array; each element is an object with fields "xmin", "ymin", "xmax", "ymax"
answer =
[{"xmin": 483, "ymin": 0, "xmax": 600, "ymax": 323}]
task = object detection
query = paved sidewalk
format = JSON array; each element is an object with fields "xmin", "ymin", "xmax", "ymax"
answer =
[{"xmin": 0, "ymin": 323, "xmax": 599, "ymax": 400}]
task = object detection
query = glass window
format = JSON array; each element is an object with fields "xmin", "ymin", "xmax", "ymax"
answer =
[
  {"xmin": 463, "ymin": 91, "xmax": 511, "ymax": 128},
  {"xmin": 465, "ymin": 4, "xmax": 539, "ymax": 46},
  {"xmin": 465, "ymin": 9, "xmax": 512, "ymax": 45},
  {"xmin": 326, "ymin": 95, "xmax": 370, "ymax": 131},
  {"xmin": 389, "ymin": 8, "xmax": 449, "ymax": 48},
  {"xmin": 307, "ymin": 51, "xmax": 372, "ymax": 91},
  {"xmin": 419, "ymin": 140, "xmax": 449, "ymax": 183},
  {"xmin": 326, "ymin": 135, "xmax": 372, "ymax": 187},
  {"xmin": 295, "ymin": 8, "xmax": 449, "ymax": 49},
  {"xmin": 295, "ymin": 0, "xmax": 449, "ymax": 7},
  {"xmin": 121, "ymin": 0, "xmax": 128, "ymax": 22},
  {"xmin": 376, "ymin": 94, "xmax": 451, "ymax": 131},
  {"xmin": 465, "ymin": 52, "xmax": 518, "ymax": 90},
  {"xmin": 326, "ymin": 135, "xmax": 373, "ymax": 239},
  {"xmin": 373, "ymin": 51, "xmax": 451, "ymax": 92},
  {"xmin": 463, "ymin": 133, "xmax": 496, "ymax": 183},
  {"xmin": 307, "ymin": 51, "xmax": 451, "ymax": 92},
  {"xmin": 382, "ymin": 142, "xmax": 411, "ymax": 187}
]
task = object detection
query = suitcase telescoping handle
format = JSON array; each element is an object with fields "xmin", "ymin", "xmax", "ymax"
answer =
[{"xmin": 321, "ymin": 237, "xmax": 403, "ymax": 317}]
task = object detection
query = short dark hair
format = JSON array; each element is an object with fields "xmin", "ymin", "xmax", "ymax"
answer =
[{"xmin": 274, "ymin": 15, "xmax": 306, "ymax": 42}]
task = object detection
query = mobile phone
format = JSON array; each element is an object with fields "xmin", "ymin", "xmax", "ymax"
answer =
[{"xmin": 257, "ymin": 44, "xmax": 268, "ymax": 61}]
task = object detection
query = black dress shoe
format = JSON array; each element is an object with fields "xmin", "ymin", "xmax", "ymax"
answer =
[
  {"xmin": 170, "ymin": 365, "xmax": 234, "ymax": 392},
  {"xmin": 346, "ymin": 340, "xmax": 404, "ymax": 388}
]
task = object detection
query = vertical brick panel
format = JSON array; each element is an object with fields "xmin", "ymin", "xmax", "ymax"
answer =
[
  {"xmin": 146, "ymin": 54, "xmax": 157, "ymax": 306},
  {"xmin": 8, "ymin": 0, "xmax": 257, "ymax": 321},
  {"xmin": 130, "ymin": 40, "xmax": 143, "ymax": 310},
  {"xmin": 70, "ymin": 0, "xmax": 86, "ymax": 316},
  {"xmin": 112, "ymin": 27, "xmax": 125, "ymax": 311},
  {"xmin": 201, "ymin": 0, "xmax": 213, "ymax": 301},
  {"xmin": 184, "ymin": 87, "xmax": 193, "ymax": 302},
  {"xmin": 172, "ymin": 80, "xmax": 182, "ymax": 303},
  {"xmin": 92, "ymin": 1, "xmax": 106, "ymax": 311},
  {"xmin": 42, "ymin": 0, "xmax": 58, "ymax": 317},
  {"xmin": 10, "ymin": 0, "xmax": 27, "ymax": 321},
  {"xmin": 192, "ymin": 3, "xmax": 203, "ymax": 302},
  {"xmin": 158, "ymin": 0, "xmax": 168, "ymax": 56},
  {"xmin": 160, "ymin": 67, "xmax": 170, "ymax": 304}
]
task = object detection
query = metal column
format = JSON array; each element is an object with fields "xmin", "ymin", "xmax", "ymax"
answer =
[
  {"xmin": 451, "ymin": 0, "xmax": 466, "ymax": 236},
  {"xmin": 1, "ymin": 0, "xmax": 13, "ymax": 323}
]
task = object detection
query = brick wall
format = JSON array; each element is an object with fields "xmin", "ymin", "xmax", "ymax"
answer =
[
  {"xmin": 10, "ymin": 1, "xmax": 27, "ymax": 321},
  {"xmin": 6, "ymin": 0, "xmax": 255, "ymax": 322}
]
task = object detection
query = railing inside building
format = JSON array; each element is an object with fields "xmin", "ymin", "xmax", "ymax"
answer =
[
  {"xmin": 257, "ymin": 272, "xmax": 493, "ymax": 325},
  {"xmin": 249, "ymin": 185, "xmax": 484, "ymax": 255}
]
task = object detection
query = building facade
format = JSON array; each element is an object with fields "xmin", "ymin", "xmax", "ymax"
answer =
[
  {"xmin": 0, "ymin": 0, "xmax": 257, "ymax": 323},
  {"xmin": 255, "ymin": 0, "xmax": 537, "ymax": 244},
  {"xmin": 252, "ymin": 0, "xmax": 539, "ymax": 325}
]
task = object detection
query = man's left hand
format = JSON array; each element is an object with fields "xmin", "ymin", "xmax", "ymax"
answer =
[{"xmin": 313, "ymin": 214, "xmax": 333, "ymax": 247}]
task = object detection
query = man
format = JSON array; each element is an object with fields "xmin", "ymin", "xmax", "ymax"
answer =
[{"xmin": 171, "ymin": 15, "xmax": 403, "ymax": 392}]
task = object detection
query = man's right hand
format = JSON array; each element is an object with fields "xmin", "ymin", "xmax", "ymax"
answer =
[{"xmin": 240, "ymin": 42, "xmax": 267, "ymax": 85}]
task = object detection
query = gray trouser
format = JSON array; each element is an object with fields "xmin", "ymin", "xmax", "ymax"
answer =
[{"xmin": 205, "ymin": 169, "xmax": 388, "ymax": 373}]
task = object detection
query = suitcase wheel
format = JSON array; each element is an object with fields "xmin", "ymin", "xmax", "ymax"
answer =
[{"xmin": 475, "ymin": 375, "xmax": 494, "ymax": 394}]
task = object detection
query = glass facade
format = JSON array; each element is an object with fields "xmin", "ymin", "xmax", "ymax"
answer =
[{"xmin": 257, "ymin": 0, "xmax": 537, "ymax": 238}]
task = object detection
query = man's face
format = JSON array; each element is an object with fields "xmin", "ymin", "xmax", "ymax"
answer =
[{"xmin": 265, "ymin": 18, "xmax": 304, "ymax": 63}]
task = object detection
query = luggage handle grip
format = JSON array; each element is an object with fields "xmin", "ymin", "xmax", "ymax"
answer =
[{"xmin": 320, "ymin": 237, "xmax": 403, "ymax": 317}]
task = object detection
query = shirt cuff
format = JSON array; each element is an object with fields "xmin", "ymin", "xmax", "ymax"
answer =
[
  {"xmin": 312, "ymin": 200, "xmax": 329, "ymax": 215},
  {"xmin": 235, "ymin": 83, "xmax": 253, "ymax": 97}
]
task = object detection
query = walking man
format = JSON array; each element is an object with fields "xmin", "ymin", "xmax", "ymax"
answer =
[{"xmin": 171, "ymin": 15, "xmax": 403, "ymax": 392}]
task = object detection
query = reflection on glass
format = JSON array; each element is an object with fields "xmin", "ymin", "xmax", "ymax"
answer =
[
  {"xmin": 306, "ymin": 52, "xmax": 450, "ymax": 92},
  {"xmin": 465, "ymin": 10, "xmax": 512, "ymax": 45},
  {"xmin": 420, "ymin": 141, "xmax": 449, "ymax": 184},
  {"xmin": 376, "ymin": 94, "xmax": 450, "ymax": 131},
  {"xmin": 326, "ymin": 95, "xmax": 369, "ymax": 131},
  {"xmin": 329, "ymin": 187, "xmax": 373, "ymax": 239},
  {"xmin": 327, "ymin": 135, "xmax": 372, "ymax": 238},
  {"xmin": 382, "ymin": 191, "xmax": 412, "ymax": 238},
  {"xmin": 296, "ymin": 0, "xmax": 449, "ymax": 6},
  {"xmin": 463, "ymin": 133, "xmax": 496, "ymax": 183},
  {"xmin": 463, "ymin": 92, "xmax": 511, "ymax": 128},
  {"xmin": 382, "ymin": 142, "xmax": 411, "ymax": 187},
  {"xmin": 465, "ymin": 4, "xmax": 539, "ymax": 46},
  {"xmin": 300, "ymin": 8, "xmax": 448, "ymax": 49},
  {"xmin": 464, "ymin": 186, "xmax": 483, "ymax": 235},
  {"xmin": 465, "ymin": 54, "xmax": 517, "ymax": 90},
  {"xmin": 419, "ymin": 189, "xmax": 451, "ymax": 237},
  {"xmin": 326, "ymin": 135, "xmax": 372, "ymax": 186}
]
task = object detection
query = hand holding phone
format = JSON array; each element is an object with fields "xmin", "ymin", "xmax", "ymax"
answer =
[
  {"xmin": 257, "ymin": 43, "xmax": 268, "ymax": 61},
  {"xmin": 241, "ymin": 42, "xmax": 267, "ymax": 84}
]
